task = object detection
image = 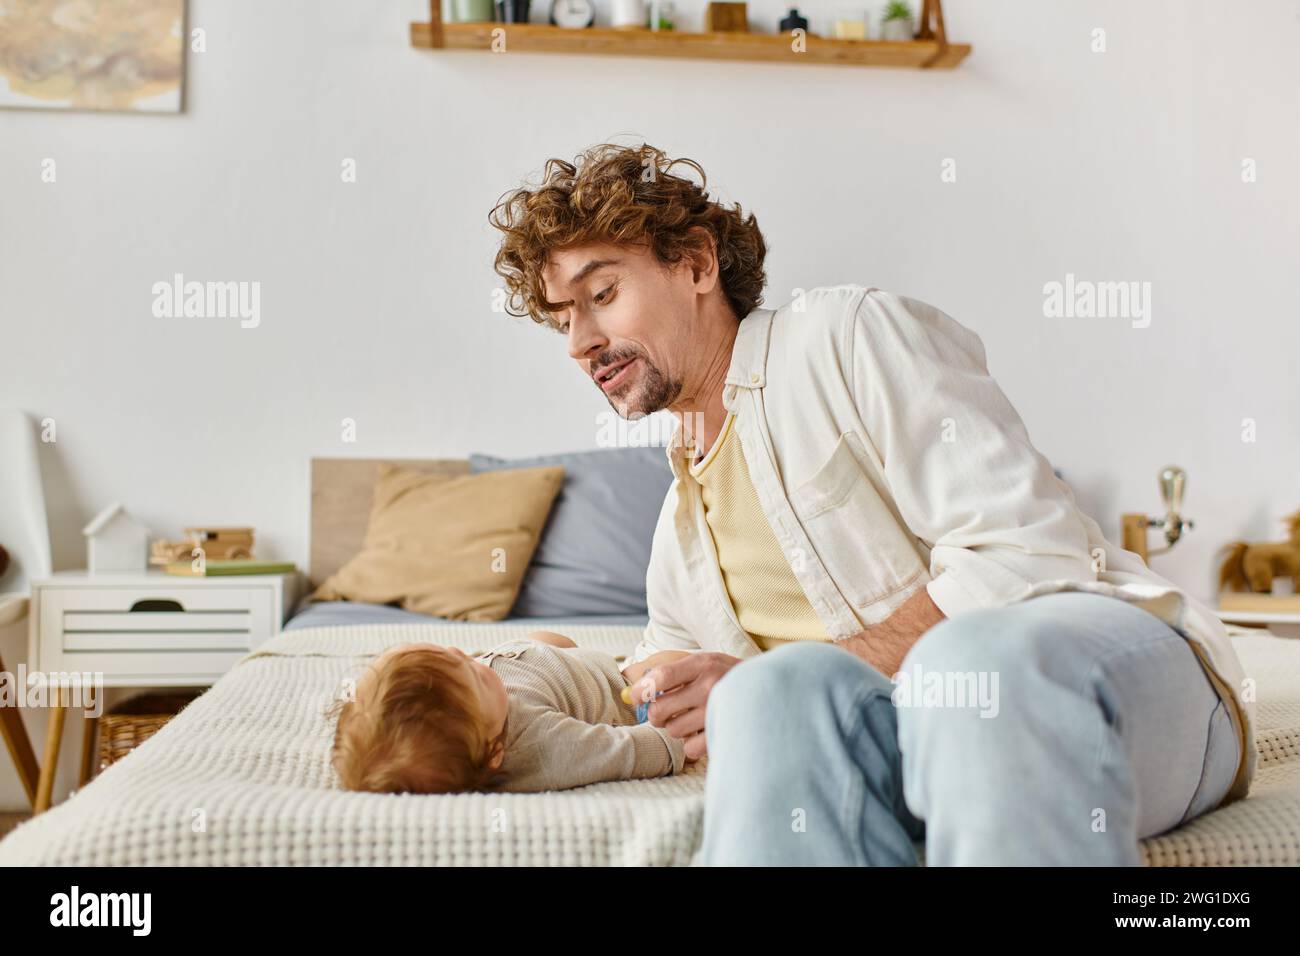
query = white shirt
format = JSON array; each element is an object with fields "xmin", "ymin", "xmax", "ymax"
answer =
[{"xmin": 630, "ymin": 285, "xmax": 1255, "ymax": 805}]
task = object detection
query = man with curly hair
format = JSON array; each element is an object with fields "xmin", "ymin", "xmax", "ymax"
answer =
[{"xmin": 488, "ymin": 142, "xmax": 1253, "ymax": 866}]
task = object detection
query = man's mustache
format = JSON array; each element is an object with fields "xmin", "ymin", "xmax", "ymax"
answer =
[{"xmin": 592, "ymin": 347, "xmax": 644, "ymax": 372}]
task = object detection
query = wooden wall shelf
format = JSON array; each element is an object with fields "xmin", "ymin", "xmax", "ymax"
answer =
[{"xmin": 410, "ymin": 1, "xmax": 969, "ymax": 69}]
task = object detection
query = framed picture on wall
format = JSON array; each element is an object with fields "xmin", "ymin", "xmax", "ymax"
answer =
[{"xmin": 0, "ymin": 0, "xmax": 186, "ymax": 113}]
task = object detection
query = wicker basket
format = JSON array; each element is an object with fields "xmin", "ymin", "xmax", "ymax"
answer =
[{"xmin": 94, "ymin": 691, "xmax": 202, "ymax": 773}]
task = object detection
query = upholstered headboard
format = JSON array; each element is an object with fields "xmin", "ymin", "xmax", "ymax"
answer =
[{"xmin": 308, "ymin": 457, "xmax": 469, "ymax": 587}]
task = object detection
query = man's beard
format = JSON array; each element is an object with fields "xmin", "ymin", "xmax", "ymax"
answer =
[{"xmin": 601, "ymin": 350, "xmax": 681, "ymax": 419}]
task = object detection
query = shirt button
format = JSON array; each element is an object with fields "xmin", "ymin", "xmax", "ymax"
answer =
[{"xmin": 750, "ymin": 372, "xmax": 760, "ymax": 383}]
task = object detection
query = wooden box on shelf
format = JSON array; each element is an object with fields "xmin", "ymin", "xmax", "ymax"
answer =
[{"xmin": 705, "ymin": 2, "xmax": 748, "ymax": 33}]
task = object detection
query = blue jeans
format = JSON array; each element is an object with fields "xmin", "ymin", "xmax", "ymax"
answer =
[{"xmin": 697, "ymin": 592, "xmax": 1240, "ymax": 865}]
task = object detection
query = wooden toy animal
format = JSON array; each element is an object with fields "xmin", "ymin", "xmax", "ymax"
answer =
[{"xmin": 1218, "ymin": 510, "xmax": 1300, "ymax": 593}]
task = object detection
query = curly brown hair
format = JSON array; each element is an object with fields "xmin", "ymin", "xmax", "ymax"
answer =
[
  {"xmin": 329, "ymin": 646, "xmax": 509, "ymax": 795},
  {"xmin": 488, "ymin": 142, "xmax": 767, "ymax": 329}
]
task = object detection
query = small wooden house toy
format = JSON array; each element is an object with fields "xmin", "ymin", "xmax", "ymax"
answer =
[{"xmin": 83, "ymin": 503, "xmax": 149, "ymax": 574}]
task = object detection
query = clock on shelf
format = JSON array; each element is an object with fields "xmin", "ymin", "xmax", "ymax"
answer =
[{"xmin": 550, "ymin": 0, "xmax": 595, "ymax": 28}]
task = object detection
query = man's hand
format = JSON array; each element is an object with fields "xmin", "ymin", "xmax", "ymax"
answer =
[
  {"xmin": 620, "ymin": 650, "xmax": 691, "ymax": 686},
  {"xmin": 835, "ymin": 585, "xmax": 946, "ymax": 677},
  {"xmin": 626, "ymin": 652, "xmax": 743, "ymax": 761}
]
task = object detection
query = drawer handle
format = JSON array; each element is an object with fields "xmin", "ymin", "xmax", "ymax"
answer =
[{"xmin": 129, "ymin": 599, "xmax": 185, "ymax": 613}]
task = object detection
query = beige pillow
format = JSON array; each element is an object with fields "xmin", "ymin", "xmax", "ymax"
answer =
[{"xmin": 312, "ymin": 462, "xmax": 565, "ymax": 621}]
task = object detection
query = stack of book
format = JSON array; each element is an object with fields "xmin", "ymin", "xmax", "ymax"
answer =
[{"xmin": 164, "ymin": 559, "xmax": 297, "ymax": 577}]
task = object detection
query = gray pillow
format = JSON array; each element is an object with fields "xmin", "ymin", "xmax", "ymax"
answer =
[{"xmin": 469, "ymin": 446, "xmax": 674, "ymax": 617}]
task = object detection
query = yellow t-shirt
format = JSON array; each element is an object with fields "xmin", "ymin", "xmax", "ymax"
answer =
[{"xmin": 688, "ymin": 411, "xmax": 830, "ymax": 651}]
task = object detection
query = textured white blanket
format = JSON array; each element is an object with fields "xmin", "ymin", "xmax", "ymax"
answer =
[{"xmin": 1, "ymin": 623, "xmax": 1296, "ymax": 865}]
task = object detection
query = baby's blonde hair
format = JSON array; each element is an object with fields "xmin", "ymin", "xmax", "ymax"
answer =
[{"xmin": 329, "ymin": 646, "xmax": 508, "ymax": 794}]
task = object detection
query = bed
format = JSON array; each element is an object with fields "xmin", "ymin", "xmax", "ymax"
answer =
[{"xmin": 2, "ymin": 457, "xmax": 1298, "ymax": 866}]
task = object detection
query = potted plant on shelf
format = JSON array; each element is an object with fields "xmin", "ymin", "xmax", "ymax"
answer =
[{"xmin": 880, "ymin": 0, "xmax": 914, "ymax": 40}]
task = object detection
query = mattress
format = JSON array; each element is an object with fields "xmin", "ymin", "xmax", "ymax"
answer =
[{"xmin": 1, "ymin": 623, "xmax": 1296, "ymax": 866}]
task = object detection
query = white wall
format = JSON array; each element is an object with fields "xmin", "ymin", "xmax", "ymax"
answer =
[{"xmin": 1, "ymin": 0, "xmax": 1298, "ymax": 808}]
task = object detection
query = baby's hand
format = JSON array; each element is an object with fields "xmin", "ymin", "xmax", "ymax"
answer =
[
  {"xmin": 620, "ymin": 650, "xmax": 692, "ymax": 702},
  {"xmin": 526, "ymin": 630, "xmax": 577, "ymax": 649}
]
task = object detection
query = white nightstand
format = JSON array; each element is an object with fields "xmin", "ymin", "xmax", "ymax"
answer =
[
  {"xmin": 29, "ymin": 570, "xmax": 298, "ymax": 685},
  {"xmin": 27, "ymin": 569, "xmax": 299, "ymax": 811}
]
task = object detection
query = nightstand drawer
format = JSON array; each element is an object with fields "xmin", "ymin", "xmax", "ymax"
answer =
[{"xmin": 40, "ymin": 585, "xmax": 272, "ymax": 654}]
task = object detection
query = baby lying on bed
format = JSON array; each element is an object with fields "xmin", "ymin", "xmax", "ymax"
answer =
[{"xmin": 330, "ymin": 631, "xmax": 690, "ymax": 794}]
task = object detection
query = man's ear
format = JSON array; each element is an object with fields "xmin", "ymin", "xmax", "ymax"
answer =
[
  {"xmin": 684, "ymin": 226, "xmax": 719, "ymax": 287},
  {"xmin": 487, "ymin": 741, "xmax": 505, "ymax": 771}
]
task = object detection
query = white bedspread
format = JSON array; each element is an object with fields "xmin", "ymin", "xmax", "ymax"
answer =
[{"xmin": 1, "ymin": 623, "xmax": 1296, "ymax": 866}]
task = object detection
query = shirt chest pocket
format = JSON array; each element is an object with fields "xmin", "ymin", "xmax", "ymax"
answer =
[{"xmin": 789, "ymin": 431, "xmax": 929, "ymax": 609}]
